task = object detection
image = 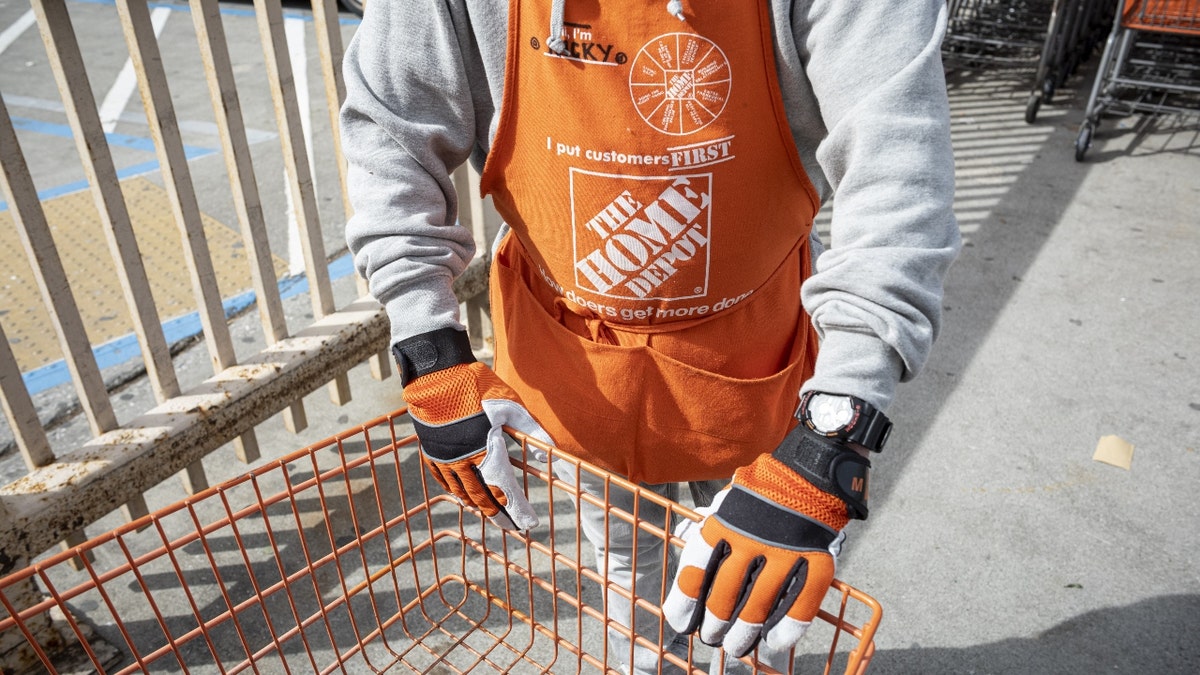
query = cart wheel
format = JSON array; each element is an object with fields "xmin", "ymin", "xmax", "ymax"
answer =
[
  {"xmin": 1075, "ymin": 123, "xmax": 1093, "ymax": 162},
  {"xmin": 1025, "ymin": 93, "xmax": 1042, "ymax": 124},
  {"xmin": 1042, "ymin": 79, "xmax": 1055, "ymax": 105}
]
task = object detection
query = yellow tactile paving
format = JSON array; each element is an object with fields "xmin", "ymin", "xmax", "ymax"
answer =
[{"xmin": 0, "ymin": 177, "xmax": 289, "ymax": 373}]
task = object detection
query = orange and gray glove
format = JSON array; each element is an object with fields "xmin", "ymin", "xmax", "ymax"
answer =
[
  {"xmin": 662, "ymin": 425, "xmax": 872, "ymax": 658},
  {"xmin": 396, "ymin": 328, "xmax": 552, "ymax": 531}
]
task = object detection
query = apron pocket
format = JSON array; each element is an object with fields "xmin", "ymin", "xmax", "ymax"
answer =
[{"xmin": 491, "ymin": 237, "xmax": 813, "ymax": 484}]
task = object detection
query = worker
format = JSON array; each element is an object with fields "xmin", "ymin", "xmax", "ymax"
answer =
[{"xmin": 342, "ymin": 1, "xmax": 959, "ymax": 672}]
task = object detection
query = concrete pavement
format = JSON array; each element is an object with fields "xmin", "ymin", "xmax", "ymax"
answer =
[{"xmin": 844, "ymin": 68, "xmax": 1200, "ymax": 672}]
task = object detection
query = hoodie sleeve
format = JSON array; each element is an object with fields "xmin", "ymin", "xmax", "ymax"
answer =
[
  {"xmin": 341, "ymin": 1, "xmax": 499, "ymax": 344},
  {"xmin": 782, "ymin": 0, "xmax": 961, "ymax": 411}
]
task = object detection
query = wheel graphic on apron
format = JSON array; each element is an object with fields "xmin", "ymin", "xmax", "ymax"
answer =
[{"xmin": 629, "ymin": 33, "xmax": 731, "ymax": 136}]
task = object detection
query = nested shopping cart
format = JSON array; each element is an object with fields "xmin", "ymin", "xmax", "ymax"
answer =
[
  {"xmin": 944, "ymin": 0, "xmax": 1116, "ymax": 120},
  {"xmin": 1075, "ymin": 0, "xmax": 1200, "ymax": 159},
  {"xmin": 1025, "ymin": 0, "xmax": 1118, "ymax": 123},
  {"xmin": 0, "ymin": 410, "xmax": 881, "ymax": 674},
  {"xmin": 943, "ymin": 0, "xmax": 1062, "ymax": 69}
]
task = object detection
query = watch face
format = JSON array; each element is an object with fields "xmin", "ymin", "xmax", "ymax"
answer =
[{"xmin": 809, "ymin": 394, "xmax": 855, "ymax": 433}]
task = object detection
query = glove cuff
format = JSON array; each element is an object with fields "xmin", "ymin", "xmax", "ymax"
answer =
[
  {"xmin": 771, "ymin": 427, "xmax": 871, "ymax": 521},
  {"xmin": 735, "ymin": 455, "xmax": 851, "ymax": 531},
  {"xmin": 716, "ymin": 485, "xmax": 842, "ymax": 550},
  {"xmin": 393, "ymin": 327, "xmax": 477, "ymax": 387}
]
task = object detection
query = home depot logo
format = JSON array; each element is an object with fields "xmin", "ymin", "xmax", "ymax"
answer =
[{"xmin": 570, "ymin": 169, "xmax": 711, "ymax": 301}]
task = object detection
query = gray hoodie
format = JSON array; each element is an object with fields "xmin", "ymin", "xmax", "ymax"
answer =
[{"xmin": 340, "ymin": 0, "xmax": 960, "ymax": 412}]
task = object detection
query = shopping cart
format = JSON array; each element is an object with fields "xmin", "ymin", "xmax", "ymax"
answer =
[
  {"xmin": 1075, "ymin": 0, "xmax": 1200, "ymax": 159},
  {"xmin": 1025, "ymin": 0, "xmax": 1118, "ymax": 123},
  {"xmin": 943, "ymin": 0, "xmax": 1115, "ymax": 123},
  {"xmin": 0, "ymin": 410, "xmax": 882, "ymax": 674},
  {"xmin": 943, "ymin": 0, "xmax": 1061, "ymax": 70}
]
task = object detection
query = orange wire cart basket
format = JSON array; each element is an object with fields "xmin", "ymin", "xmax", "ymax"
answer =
[
  {"xmin": 0, "ymin": 410, "xmax": 881, "ymax": 674},
  {"xmin": 1076, "ymin": 0, "xmax": 1200, "ymax": 159}
]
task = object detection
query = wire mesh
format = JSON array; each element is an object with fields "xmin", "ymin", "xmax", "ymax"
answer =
[
  {"xmin": 1122, "ymin": 0, "xmax": 1200, "ymax": 34},
  {"xmin": 0, "ymin": 410, "xmax": 882, "ymax": 674}
]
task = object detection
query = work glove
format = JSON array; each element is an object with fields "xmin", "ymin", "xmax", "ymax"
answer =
[
  {"xmin": 662, "ymin": 425, "xmax": 871, "ymax": 658},
  {"xmin": 396, "ymin": 328, "xmax": 552, "ymax": 531}
]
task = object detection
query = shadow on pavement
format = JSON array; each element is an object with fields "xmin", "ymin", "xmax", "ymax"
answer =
[
  {"xmin": 1086, "ymin": 112, "xmax": 1200, "ymax": 163},
  {"xmin": 833, "ymin": 594, "xmax": 1200, "ymax": 674},
  {"xmin": 874, "ymin": 66, "xmax": 1099, "ymax": 502}
]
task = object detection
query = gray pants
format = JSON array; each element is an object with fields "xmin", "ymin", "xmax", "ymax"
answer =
[{"xmin": 552, "ymin": 463, "xmax": 791, "ymax": 674}]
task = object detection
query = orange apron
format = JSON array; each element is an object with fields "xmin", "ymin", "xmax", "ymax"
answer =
[{"xmin": 481, "ymin": 0, "xmax": 821, "ymax": 483}]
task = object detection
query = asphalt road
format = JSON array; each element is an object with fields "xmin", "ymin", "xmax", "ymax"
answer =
[{"xmin": 0, "ymin": 0, "xmax": 362, "ymax": 379}]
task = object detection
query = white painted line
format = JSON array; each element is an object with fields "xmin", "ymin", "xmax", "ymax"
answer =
[
  {"xmin": 0, "ymin": 9, "xmax": 36, "ymax": 56},
  {"xmin": 99, "ymin": 7, "xmax": 172, "ymax": 134},
  {"xmin": 285, "ymin": 16, "xmax": 315, "ymax": 276},
  {"xmin": 176, "ymin": 119, "xmax": 277, "ymax": 146}
]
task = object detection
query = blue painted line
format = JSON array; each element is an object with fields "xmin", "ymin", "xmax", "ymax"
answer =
[
  {"xmin": 10, "ymin": 117, "xmax": 213, "ymax": 158},
  {"xmin": 0, "ymin": 119, "xmax": 217, "ymax": 212},
  {"xmin": 69, "ymin": 0, "xmax": 363, "ymax": 26},
  {"xmin": 0, "ymin": 154, "xmax": 216, "ymax": 212},
  {"xmin": 21, "ymin": 252, "xmax": 358, "ymax": 395},
  {"xmin": 0, "ymin": 159, "xmax": 151, "ymax": 211}
]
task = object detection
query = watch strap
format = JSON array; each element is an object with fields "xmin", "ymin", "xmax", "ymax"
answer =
[
  {"xmin": 773, "ymin": 427, "xmax": 871, "ymax": 520},
  {"xmin": 846, "ymin": 405, "xmax": 892, "ymax": 453},
  {"xmin": 392, "ymin": 328, "xmax": 477, "ymax": 387}
]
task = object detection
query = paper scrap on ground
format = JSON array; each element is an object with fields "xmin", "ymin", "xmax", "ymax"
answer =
[{"xmin": 1093, "ymin": 435, "xmax": 1134, "ymax": 470}]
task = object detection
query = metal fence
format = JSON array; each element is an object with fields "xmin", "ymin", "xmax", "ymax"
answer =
[{"xmin": 0, "ymin": 0, "xmax": 495, "ymax": 622}]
